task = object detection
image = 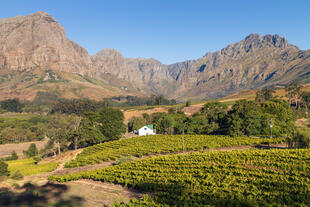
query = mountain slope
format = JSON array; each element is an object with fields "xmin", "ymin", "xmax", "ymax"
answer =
[
  {"xmin": 93, "ymin": 34, "xmax": 310, "ymax": 101},
  {"xmin": 168, "ymin": 34, "xmax": 310, "ymax": 100},
  {"xmin": 0, "ymin": 12, "xmax": 309, "ymax": 102},
  {"xmin": 0, "ymin": 11, "xmax": 93, "ymax": 74},
  {"xmin": 92, "ymin": 49, "xmax": 173, "ymax": 93},
  {"xmin": 0, "ymin": 12, "xmax": 141, "ymax": 100}
]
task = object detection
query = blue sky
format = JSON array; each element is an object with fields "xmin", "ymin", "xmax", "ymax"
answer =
[{"xmin": 1, "ymin": 0, "xmax": 309, "ymax": 64}]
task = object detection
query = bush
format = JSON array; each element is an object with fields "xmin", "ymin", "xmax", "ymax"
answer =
[
  {"xmin": 287, "ymin": 131, "xmax": 310, "ymax": 148},
  {"xmin": 0, "ymin": 160, "xmax": 9, "ymax": 177},
  {"xmin": 0, "ymin": 98, "xmax": 24, "ymax": 112},
  {"xmin": 10, "ymin": 151, "xmax": 18, "ymax": 160},
  {"xmin": 23, "ymin": 143, "xmax": 38, "ymax": 158},
  {"xmin": 10, "ymin": 170, "xmax": 23, "ymax": 180},
  {"xmin": 33, "ymin": 156, "xmax": 42, "ymax": 164},
  {"xmin": 185, "ymin": 101, "xmax": 191, "ymax": 107}
]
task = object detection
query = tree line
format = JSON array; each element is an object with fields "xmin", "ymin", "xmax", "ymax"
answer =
[
  {"xmin": 0, "ymin": 93, "xmax": 177, "ymax": 114},
  {"xmin": 128, "ymin": 99, "xmax": 296, "ymax": 137}
]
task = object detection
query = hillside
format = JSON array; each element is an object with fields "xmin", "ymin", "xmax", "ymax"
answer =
[
  {"xmin": 0, "ymin": 12, "xmax": 141, "ymax": 100},
  {"xmin": 0, "ymin": 12, "xmax": 309, "ymax": 101}
]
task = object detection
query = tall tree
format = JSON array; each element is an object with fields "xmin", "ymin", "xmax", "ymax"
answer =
[
  {"xmin": 97, "ymin": 108, "xmax": 126, "ymax": 140},
  {"xmin": 255, "ymin": 88, "xmax": 275, "ymax": 102},
  {"xmin": 128, "ymin": 117, "xmax": 147, "ymax": 132},
  {"xmin": 285, "ymin": 82, "xmax": 302, "ymax": 108},
  {"xmin": 71, "ymin": 115, "xmax": 82, "ymax": 150},
  {"xmin": 156, "ymin": 115, "xmax": 175, "ymax": 134},
  {"xmin": 46, "ymin": 114, "xmax": 72, "ymax": 155}
]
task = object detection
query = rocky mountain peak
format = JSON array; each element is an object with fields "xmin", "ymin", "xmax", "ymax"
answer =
[
  {"xmin": 0, "ymin": 11, "xmax": 92, "ymax": 74},
  {"xmin": 244, "ymin": 33, "xmax": 290, "ymax": 49},
  {"xmin": 262, "ymin": 34, "xmax": 289, "ymax": 48}
]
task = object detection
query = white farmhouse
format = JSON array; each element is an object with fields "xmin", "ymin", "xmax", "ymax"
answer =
[{"xmin": 137, "ymin": 124, "xmax": 156, "ymax": 136}]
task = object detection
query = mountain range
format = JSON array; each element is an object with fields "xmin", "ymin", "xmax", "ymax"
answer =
[{"xmin": 0, "ymin": 11, "xmax": 309, "ymax": 101}]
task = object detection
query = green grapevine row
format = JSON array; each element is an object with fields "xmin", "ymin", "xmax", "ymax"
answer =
[
  {"xmin": 65, "ymin": 135, "xmax": 285, "ymax": 168},
  {"xmin": 50, "ymin": 149, "xmax": 310, "ymax": 206}
]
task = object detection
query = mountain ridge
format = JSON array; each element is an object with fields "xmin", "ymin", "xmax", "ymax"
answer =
[{"xmin": 0, "ymin": 11, "xmax": 309, "ymax": 101}]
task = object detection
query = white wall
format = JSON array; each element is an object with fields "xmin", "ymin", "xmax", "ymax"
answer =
[{"xmin": 138, "ymin": 126, "xmax": 155, "ymax": 136}]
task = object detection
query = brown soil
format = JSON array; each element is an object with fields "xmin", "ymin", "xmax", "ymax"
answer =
[
  {"xmin": 67, "ymin": 180, "xmax": 143, "ymax": 207},
  {"xmin": 0, "ymin": 139, "xmax": 48, "ymax": 158},
  {"xmin": 296, "ymin": 118, "xmax": 309, "ymax": 127},
  {"xmin": 182, "ymin": 104, "xmax": 204, "ymax": 116},
  {"xmin": 124, "ymin": 107, "xmax": 168, "ymax": 122}
]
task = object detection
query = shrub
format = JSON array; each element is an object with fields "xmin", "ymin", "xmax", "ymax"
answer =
[
  {"xmin": 10, "ymin": 151, "xmax": 18, "ymax": 160},
  {"xmin": 0, "ymin": 160, "xmax": 9, "ymax": 177},
  {"xmin": 33, "ymin": 156, "xmax": 42, "ymax": 164},
  {"xmin": 287, "ymin": 131, "xmax": 310, "ymax": 148},
  {"xmin": 10, "ymin": 170, "xmax": 23, "ymax": 180},
  {"xmin": 23, "ymin": 143, "xmax": 38, "ymax": 158}
]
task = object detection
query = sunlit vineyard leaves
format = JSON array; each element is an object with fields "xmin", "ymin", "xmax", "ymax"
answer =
[
  {"xmin": 7, "ymin": 158, "xmax": 58, "ymax": 176},
  {"xmin": 51, "ymin": 149, "xmax": 310, "ymax": 206},
  {"xmin": 65, "ymin": 135, "xmax": 285, "ymax": 168}
]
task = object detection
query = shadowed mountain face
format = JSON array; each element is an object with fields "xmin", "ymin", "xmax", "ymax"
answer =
[{"xmin": 0, "ymin": 11, "xmax": 309, "ymax": 101}]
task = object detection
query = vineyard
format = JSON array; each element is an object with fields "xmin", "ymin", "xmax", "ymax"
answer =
[
  {"xmin": 50, "ymin": 149, "xmax": 310, "ymax": 206},
  {"xmin": 65, "ymin": 135, "xmax": 285, "ymax": 168},
  {"xmin": 7, "ymin": 158, "xmax": 58, "ymax": 176}
]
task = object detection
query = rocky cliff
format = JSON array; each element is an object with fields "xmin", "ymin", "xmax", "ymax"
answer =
[
  {"xmin": 94, "ymin": 34, "xmax": 310, "ymax": 101},
  {"xmin": 0, "ymin": 11, "xmax": 93, "ymax": 74},
  {"xmin": 92, "ymin": 49, "xmax": 173, "ymax": 93},
  {"xmin": 168, "ymin": 34, "xmax": 310, "ymax": 100},
  {"xmin": 0, "ymin": 12, "xmax": 309, "ymax": 101}
]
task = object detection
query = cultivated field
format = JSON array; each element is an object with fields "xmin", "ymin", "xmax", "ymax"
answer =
[
  {"xmin": 50, "ymin": 149, "xmax": 310, "ymax": 206},
  {"xmin": 65, "ymin": 135, "xmax": 285, "ymax": 168}
]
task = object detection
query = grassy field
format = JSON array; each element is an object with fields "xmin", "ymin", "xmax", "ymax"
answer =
[
  {"xmin": 50, "ymin": 149, "xmax": 310, "ymax": 206},
  {"xmin": 65, "ymin": 135, "xmax": 285, "ymax": 168},
  {"xmin": 6, "ymin": 158, "xmax": 58, "ymax": 176}
]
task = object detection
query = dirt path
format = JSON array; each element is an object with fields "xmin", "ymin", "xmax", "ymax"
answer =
[{"xmin": 64, "ymin": 180, "xmax": 144, "ymax": 206}]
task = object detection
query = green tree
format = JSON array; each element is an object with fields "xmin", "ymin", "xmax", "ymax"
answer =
[
  {"xmin": 255, "ymin": 88, "xmax": 275, "ymax": 102},
  {"xmin": 0, "ymin": 161, "xmax": 9, "ymax": 177},
  {"xmin": 260, "ymin": 99, "xmax": 296, "ymax": 136},
  {"xmin": 69, "ymin": 116, "xmax": 105, "ymax": 148},
  {"xmin": 142, "ymin": 113, "xmax": 151, "ymax": 124},
  {"xmin": 0, "ymin": 98, "xmax": 24, "ymax": 112},
  {"xmin": 47, "ymin": 114, "xmax": 72, "ymax": 155},
  {"xmin": 285, "ymin": 82, "xmax": 302, "ymax": 108},
  {"xmin": 128, "ymin": 117, "xmax": 147, "ymax": 132},
  {"xmin": 302, "ymin": 92, "xmax": 310, "ymax": 106},
  {"xmin": 185, "ymin": 101, "xmax": 191, "ymax": 107},
  {"xmin": 97, "ymin": 108, "xmax": 126, "ymax": 140},
  {"xmin": 23, "ymin": 143, "xmax": 38, "ymax": 158},
  {"xmin": 223, "ymin": 100, "xmax": 263, "ymax": 136},
  {"xmin": 156, "ymin": 115, "xmax": 175, "ymax": 134},
  {"xmin": 287, "ymin": 130, "xmax": 310, "ymax": 148},
  {"xmin": 10, "ymin": 151, "xmax": 18, "ymax": 160},
  {"xmin": 186, "ymin": 115, "xmax": 218, "ymax": 134},
  {"xmin": 50, "ymin": 98, "xmax": 106, "ymax": 115}
]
